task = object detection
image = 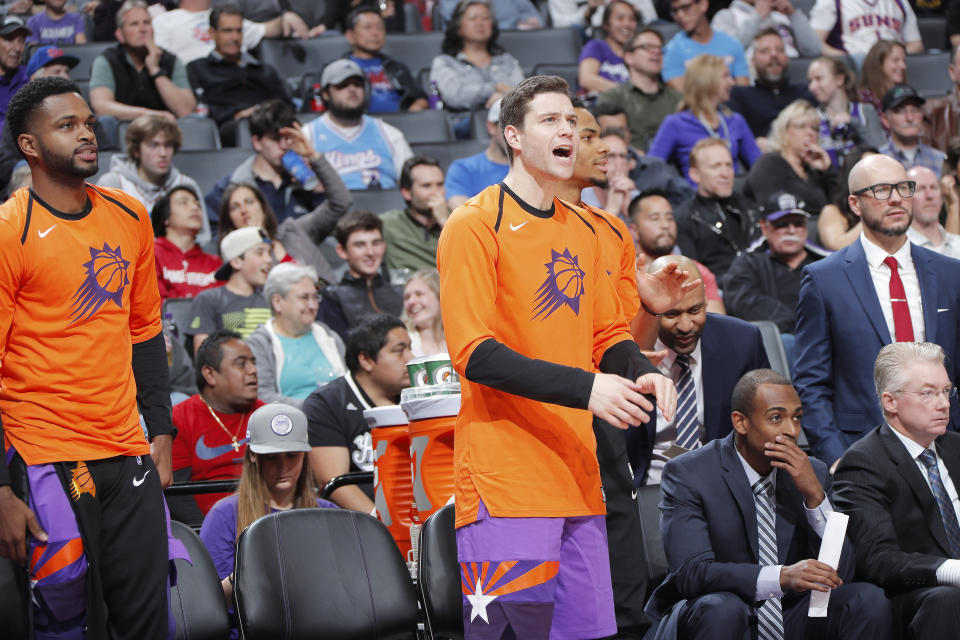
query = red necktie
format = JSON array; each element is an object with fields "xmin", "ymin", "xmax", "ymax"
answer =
[{"xmin": 884, "ymin": 256, "xmax": 915, "ymax": 342}]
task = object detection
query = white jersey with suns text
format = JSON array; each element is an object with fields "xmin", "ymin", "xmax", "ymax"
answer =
[{"xmin": 809, "ymin": 0, "xmax": 920, "ymax": 55}]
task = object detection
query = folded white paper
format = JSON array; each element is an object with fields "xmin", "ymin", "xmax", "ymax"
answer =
[{"xmin": 809, "ymin": 511, "xmax": 849, "ymax": 617}]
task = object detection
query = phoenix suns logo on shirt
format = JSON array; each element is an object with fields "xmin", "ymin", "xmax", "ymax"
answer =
[
  {"xmin": 533, "ymin": 248, "xmax": 585, "ymax": 320},
  {"xmin": 69, "ymin": 243, "xmax": 130, "ymax": 323}
]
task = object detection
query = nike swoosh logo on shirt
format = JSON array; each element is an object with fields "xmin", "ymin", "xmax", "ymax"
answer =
[
  {"xmin": 510, "ymin": 221, "xmax": 528, "ymax": 231},
  {"xmin": 133, "ymin": 470, "xmax": 150, "ymax": 487},
  {"xmin": 195, "ymin": 434, "xmax": 249, "ymax": 460},
  {"xmin": 38, "ymin": 224, "xmax": 56, "ymax": 238}
]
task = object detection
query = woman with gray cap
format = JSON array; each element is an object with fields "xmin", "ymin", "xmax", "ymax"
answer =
[{"xmin": 199, "ymin": 403, "xmax": 337, "ymax": 607}]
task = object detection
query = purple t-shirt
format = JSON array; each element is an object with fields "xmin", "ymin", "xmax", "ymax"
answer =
[
  {"xmin": 0, "ymin": 65, "xmax": 29, "ymax": 130},
  {"xmin": 27, "ymin": 12, "xmax": 85, "ymax": 45},
  {"xmin": 578, "ymin": 39, "xmax": 629, "ymax": 85}
]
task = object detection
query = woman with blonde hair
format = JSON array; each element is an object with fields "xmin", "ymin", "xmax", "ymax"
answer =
[
  {"xmin": 649, "ymin": 54, "xmax": 760, "ymax": 183},
  {"xmin": 745, "ymin": 100, "xmax": 837, "ymax": 215},
  {"xmin": 401, "ymin": 269, "xmax": 446, "ymax": 356}
]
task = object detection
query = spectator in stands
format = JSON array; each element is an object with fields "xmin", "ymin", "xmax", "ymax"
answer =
[
  {"xmin": 445, "ymin": 98, "xmax": 508, "ymax": 209},
  {"xmin": 906, "ymin": 165, "xmax": 960, "ymax": 258},
  {"xmin": 187, "ymin": 5, "xmax": 289, "ymax": 143},
  {"xmin": 727, "ymin": 29, "xmax": 816, "ymax": 139},
  {"xmin": 218, "ymin": 0, "xmax": 327, "ymax": 32},
  {"xmin": 187, "ymin": 226, "xmax": 272, "ymax": 352},
  {"xmin": 628, "ymin": 189, "xmax": 726, "ymax": 314},
  {"xmin": 745, "ymin": 100, "xmax": 836, "ymax": 217},
  {"xmin": 858, "ymin": 40, "xmax": 909, "ymax": 117},
  {"xmin": 402, "ymin": 269, "xmax": 446, "ymax": 357},
  {"xmin": 25, "ymin": 44, "xmax": 78, "ymax": 79},
  {"xmin": 429, "ymin": 0, "xmax": 524, "ymax": 128},
  {"xmin": 811, "ymin": 0, "xmax": 922, "ymax": 57},
  {"xmin": 640, "ymin": 255, "xmax": 769, "ymax": 484},
  {"xmin": 216, "ymin": 172, "xmax": 351, "ymax": 286},
  {"xmin": 577, "ymin": 1, "xmax": 638, "ymax": 94},
  {"xmin": 649, "ymin": 54, "xmax": 761, "ymax": 183},
  {"xmin": 246, "ymin": 263, "xmax": 347, "ymax": 408},
  {"xmin": 152, "ymin": 185, "xmax": 222, "ymax": 300},
  {"xmin": 89, "ymin": 1, "xmax": 197, "ymax": 123},
  {"xmin": 833, "ymin": 342, "xmax": 960, "ymax": 640},
  {"xmin": 304, "ymin": 313, "xmax": 412, "ymax": 512},
  {"xmin": 818, "ymin": 145, "xmax": 878, "ymax": 249},
  {"xmin": 4, "ymin": 159, "xmax": 29, "ymax": 196},
  {"xmin": 550, "ymin": 0, "xmax": 658, "ymax": 29},
  {"xmin": 317, "ymin": 211, "xmax": 404, "ymax": 340},
  {"xmin": 338, "ymin": 7, "xmax": 427, "ymax": 113},
  {"xmin": 382, "ymin": 156, "xmax": 449, "ymax": 272},
  {"xmin": 595, "ymin": 28, "xmax": 683, "ymax": 152},
  {"xmin": 437, "ymin": 0, "xmax": 542, "ymax": 30},
  {"xmin": 881, "ymin": 85, "xmax": 947, "ymax": 176},
  {"xmin": 170, "ymin": 329, "xmax": 266, "ymax": 521},
  {"xmin": 26, "ymin": 0, "xmax": 84, "ymax": 44},
  {"xmin": 661, "ymin": 0, "xmax": 750, "ymax": 91},
  {"xmin": 807, "ymin": 56, "xmax": 886, "ymax": 168},
  {"xmin": 723, "ymin": 191, "xmax": 828, "ymax": 353},
  {"xmin": 200, "ymin": 403, "xmax": 337, "ymax": 608},
  {"xmin": 303, "ymin": 59, "xmax": 413, "ymax": 190},
  {"xmin": 0, "ymin": 16, "xmax": 31, "ymax": 130},
  {"xmin": 711, "ymin": 0, "xmax": 820, "ymax": 58},
  {"xmin": 581, "ymin": 127, "xmax": 637, "ymax": 218},
  {"xmin": 152, "ymin": 0, "xmax": 314, "ymax": 65},
  {"xmin": 98, "ymin": 114, "xmax": 213, "ymax": 245},
  {"xmin": 678, "ymin": 138, "xmax": 761, "ymax": 277},
  {"xmin": 922, "ymin": 44, "xmax": 960, "ymax": 153}
]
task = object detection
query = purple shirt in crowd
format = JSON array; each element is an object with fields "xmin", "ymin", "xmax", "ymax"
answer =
[
  {"xmin": 0, "ymin": 65, "xmax": 29, "ymax": 130},
  {"xmin": 578, "ymin": 39, "xmax": 629, "ymax": 85},
  {"xmin": 27, "ymin": 12, "xmax": 85, "ymax": 45},
  {"xmin": 648, "ymin": 109, "xmax": 762, "ymax": 184}
]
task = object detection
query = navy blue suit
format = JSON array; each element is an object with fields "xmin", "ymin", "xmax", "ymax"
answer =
[
  {"xmin": 794, "ymin": 240, "xmax": 960, "ymax": 465},
  {"xmin": 628, "ymin": 314, "xmax": 770, "ymax": 481},
  {"xmin": 646, "ymin": 434, "xmax": 891, "ymax": 639}
]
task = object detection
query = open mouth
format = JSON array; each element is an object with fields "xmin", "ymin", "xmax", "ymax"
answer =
[{"xmin": 553, "ymin": 145, "xmax": 573, "ymax": 159}]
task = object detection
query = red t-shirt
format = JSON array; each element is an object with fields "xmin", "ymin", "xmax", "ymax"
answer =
[
  {"xmin": 171, "ymin": 394, "xmax": 265, "ymax": 514},
  {"xmin": 154, "ymin": 236, "xmax": 222, "ymax": 300}
]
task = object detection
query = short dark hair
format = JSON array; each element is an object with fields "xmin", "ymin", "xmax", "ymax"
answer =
[
  {"xmin": 628, "ymin": 27, "xmax": 664, "ymax": 50},
  {"xmin": 731, "ymin": 369, "xmax": 793, "ymax": 416},
  {"xmin": 6, "ymin": 77, "xmax": 83, "ymax": 158},
  {"xmin": 499, "ymin": 75, "xmax": 571, "ymax": 165},
  {"xmin": 334, "ymin": 209, "xmax": 383, "ymax": 246},
  {"xmin": 442, "ymin": 0, "xmax": 502, "ymax": 57},
  {"xmin": 151, "ymin": 185, "xmax": 200, "ymax": 237},
  {"xmin": 600, "ymin": 126, "xmax": 629, "ymax": 143},
  {"xmin": 344, "ymin": 313, "xmax": 404, "ymax": 373},
  {"xmin": 217, "ymin": 182, "xmax": 279, "ymax": 244},
  {"xmin": 592, "ymin": 101, "xmax": 627, "ymax": 119},
  {"xmin": 345, "ymin": 6, "xmax": 382, "ymax": 31},
  {"xmin": 248, "ymin": 99, "xmax": 297, "ymax": 138},
  {"xmin": 399, "ymin": 155, "xmax": 442, "ymax": 192},
  {"xmin": 195, "ymin": 329, "xmax": 243, "ymax": 390},
  {"xmin": 210, "ymin": 3, "xmax": 244, "ymax": 29},
  {"xmin": 628, "ymin": 187, "xmax": 671, "ymax": 219},
  {"xmin": 753, "ymin": 26, "xmax": 782, "ymax": 43},
  {"xmin": 570, "ymin": 95, "xmax": 589, "ymax": 110}
]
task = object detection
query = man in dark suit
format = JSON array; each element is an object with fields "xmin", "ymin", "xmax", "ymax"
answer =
[
  {"xmin": 637, "ymin": 255, "xmax": 770, "ymax": 484},
  {"xmin": 647, "ymin": 369, "xmax": 892, "ymax": 639},
  {"xmin": 833, "ymin": 342, "xmax": 960, "ymax": 638},
  {"xmin": 795, "ymin": 153, "xmax": 960, "ymax": 466}
]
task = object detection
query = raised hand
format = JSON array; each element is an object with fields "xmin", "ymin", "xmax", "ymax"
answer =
[{"xmin": 637, "ymin": 260, "xmax": 701, "ymax": 314}]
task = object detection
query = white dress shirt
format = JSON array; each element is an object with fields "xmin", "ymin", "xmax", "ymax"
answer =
[
  {"xmin": 645, "ymin": 339, "xmax": 705, "ymax": 485},
  {"xmin": 859, "ymin": 234, "xmax": 925, "ymax": 342},
  {"xmin": 886, "ymin": 425, "xmax": 960, "ymax": 585},
  {"xmin": 735, "ymin": 448, "xmax": 833, "ymax": 600}
]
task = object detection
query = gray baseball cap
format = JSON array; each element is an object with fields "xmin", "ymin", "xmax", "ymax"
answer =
[
  {"xmin": 246, "ymin": 404, "xmax": 311, "ymax": 454},
  {"xmin": 320, "ymin": 59, "xmax": 364, "ymax": 88}
]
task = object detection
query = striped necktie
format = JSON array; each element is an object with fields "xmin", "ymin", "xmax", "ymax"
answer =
[
  {"xmin": 919, "ymin": 449, "xmax": 960, "ymax": 557},
  {"xmin": 674, "ymin": 353, "xmax": 700, "ymax": 450},
  {"xmin": 753, "ymin": 477, "xmax": 784, "ymax": 640}
]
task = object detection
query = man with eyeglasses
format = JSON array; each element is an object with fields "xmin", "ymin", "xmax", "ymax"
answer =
[
  {"xmin": 834, "ymin": 341, "xmax": 960, "ymax": 640},
  {"xmin": 596, "ymin": 28, "xmax": 682, "ymax": 151},
  {"xmin": 661, "ymin": 0, "xmax": 750, "ymax": 91},
  {"xmin": 795, "ymin": 153, "xmax": 960, "ymax": 467},
  {"xmin": 880, "ymin": 85, "xmax": 946, "ymax": 178}
]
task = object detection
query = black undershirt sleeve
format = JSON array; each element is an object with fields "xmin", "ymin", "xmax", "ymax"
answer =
[
  {"xmin": 598, "ymin": 338, "xmax": 659, "ymax": 380},
  {"xmin": 132, "ymin": 332, "xmax": 175, "ymax": 441},
  {"xmin": 0, "ymin": 418, "xmax": 9, "ymax": 487}
]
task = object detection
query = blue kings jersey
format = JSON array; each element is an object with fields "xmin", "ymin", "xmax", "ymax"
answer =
[{"xmin": 304, "ymin": 114, "xmax": 398, "ymax": 189}]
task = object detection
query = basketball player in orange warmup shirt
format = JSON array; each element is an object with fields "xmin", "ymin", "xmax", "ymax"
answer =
[{"xmin": 0, "ymin": 77, "xmax": 173, "ymax": 639}]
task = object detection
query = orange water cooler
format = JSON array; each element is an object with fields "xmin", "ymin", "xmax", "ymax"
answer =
[
  {"xmin": 364, "ymin": 405, "xmax": 413, "ymax": 557},
  {"xmin": 401, "ymin": 392, "xmax": 461, "ymax": 522}
]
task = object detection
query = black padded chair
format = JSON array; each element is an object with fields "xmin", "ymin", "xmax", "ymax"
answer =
[
  {"xmin": 918, "ymin": 15, "xmax": 949, "ymax": 51},
  {"xmin": 532, "ymin": 63, "xmax": 579, "ymax": 92},
  {"xmin": 350, "ymin": 188, "xmax": 406, "ymax": 214},
  {"xmin": 380, "ymin": 110, "xmax": 454, "ymax": 143},
  {"xmin": 234, "ymin": 509, "xmax": 419, "ymax": 639},
  {"xmin": 117, "ymin": 118, "xmax": 222, "ymax": 153},
  {"xmin": 172, "ymin": 149, "xmax": 251, "ymax": 196},
  {"xmin": 637, "ymin": 484, "xmax": 668, "ymax": 594},
  {"xmin": 26, "ymin": 41, "xmax": 112, "ymax": 81},
  {"xmin": 0, "ymin": 557, "xmax": 28, "ymax": 639},
  {"xmin": 257, "ymin": 37, "xmax": 348, "ymax": 81},
  {"xmin": 410, "ymin": 140, "xmax": 487, "ymax": 170},
  {"xmin": 499, "ymin": 28, "xmax": 581, "ymax": 70},
  {"xmin": 380, "ymin": 32, "xmax": 445, "ymax": 80},
  {"xmin": 169, "ymin": 520, "xmax": 231, "ymax": 640},
  {"xmin": 417, "ymin": 504, "xmax": 463, "ymax": 640},
  {"xmin": 163, "ymin": 297, "xmax": 196, "ymax": 347},
  {"xmin": 906, "ymin": 51, "xmax": 952, "ymax": 98},
  {"xmin": 749, "ymin": 320, "xmax": 791, "ymax": 381}
]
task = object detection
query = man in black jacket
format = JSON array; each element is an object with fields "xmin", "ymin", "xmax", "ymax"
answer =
[{"xmin": 336, "ymin": 6, "xmax": 427, "ymax": 113}]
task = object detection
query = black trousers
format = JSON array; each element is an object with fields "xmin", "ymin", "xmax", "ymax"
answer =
[
  {"xmin": 891, "ymin": 585, "xmax": 960, "ymax": 640},
  {"xmin": 593, "ymin": 417, "xmax": 651, "ymax": 639}
]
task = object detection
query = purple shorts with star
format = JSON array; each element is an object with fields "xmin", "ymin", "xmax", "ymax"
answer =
[{"xmin": 456, "ymin": 500, "xmax": 616, "ymax": 640}]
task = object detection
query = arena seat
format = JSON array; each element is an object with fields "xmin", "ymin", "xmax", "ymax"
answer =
[
  {"xmin": 0, "ymin": 557, "xmax": 28, "ymax": 638},
  {"xmin": 169, "ymin": 520, "xmax": 230, "ymax": 640},
  {"xmin": 499, "ymin": 28, "xmax": 582, "ymax": 70},
  {"xmin": 172, "ymin": 149, "xmax": 252, "ymax": 196},
  {"xmin": 234, "ymin": 509, "xmax": 419, "ymax": 639},
  {"xmin": 26, "ymin": 41, "xmax": 112, "ymax": 81},
  {"xmin": 380, "ymin": 32, "xmax": 445, "ymax": 79},
  {"xmin": 350, "ymin": 188, "xmax": 406, "ymax": 214},
  {"xmin": 163, "ymin": 297, "xmax": 196, "ymax": 347},
  {"xmin": 918, "ymin": 16, "xmax": 949, "ymax": 51},
  {"xmin": 257, "ymin": 36, "xmax": 349, "ymax": 81},
  {"xmin": 380, "ymin": 109, "xmax": 455, "ymax": 143},
  {"xmin": 411, "ymin": 139, "xmax": 487, "ymax": 170},
  {"xmin": 117, "ymin": 118, "xmax": 222, "ymax": 152},
  {"xmin": 417, "ymin": 504, "xmax": 463, "ymax": 640},
  {"xmin": 650, "ymin": 21, "xmax": 681, "ymax": 45},
  {"xmin": 749, "ymin": 320, "xmax": 791, "ymax": 381},
  {"xmin": 906, "ymin": 51, "xmax": 952, "ymax": 98},
  {"xmin": 532, "ymin": 62, "xmax": 579, "ymax": 91},
  {"xmin": 637, "ymin": 484, "xmax": 668, "ymax": 594},
  {"xmin": 786, "ymin": 55, "xmax": 856, "ymax": 87}
]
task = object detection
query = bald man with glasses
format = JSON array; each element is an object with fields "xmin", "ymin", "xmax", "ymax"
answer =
[{"xmin": 794, "ymin": 153, "xmax": 960, "ymax": 467}]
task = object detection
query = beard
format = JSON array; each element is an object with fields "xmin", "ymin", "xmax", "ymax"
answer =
[
  {"xmin": 863, "ymin": 210, "xmax": 912, "ymax": 237},
  {"xmin": 327, "ymin": 95, "xmax": 368, "ymax": 122},
  {"xmin": 38, "ymin": 141, "xmax": 98, "ymax": 179},
  {"xmin": 589, "ymin": 176, "xmax": 609, "ymax": 190}
]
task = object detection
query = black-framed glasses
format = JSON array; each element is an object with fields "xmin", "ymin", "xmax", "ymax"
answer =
[
  {"xmin": 898, "ymin": 386, "xmax": 958, "ymax": 404},
  {"xmin": 630, "ymin": 43, "xmax": 663, "ymax": 53},
  {"xmin": 852, "ymin": 181, "xmax": 916, "ymax": 200}
]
